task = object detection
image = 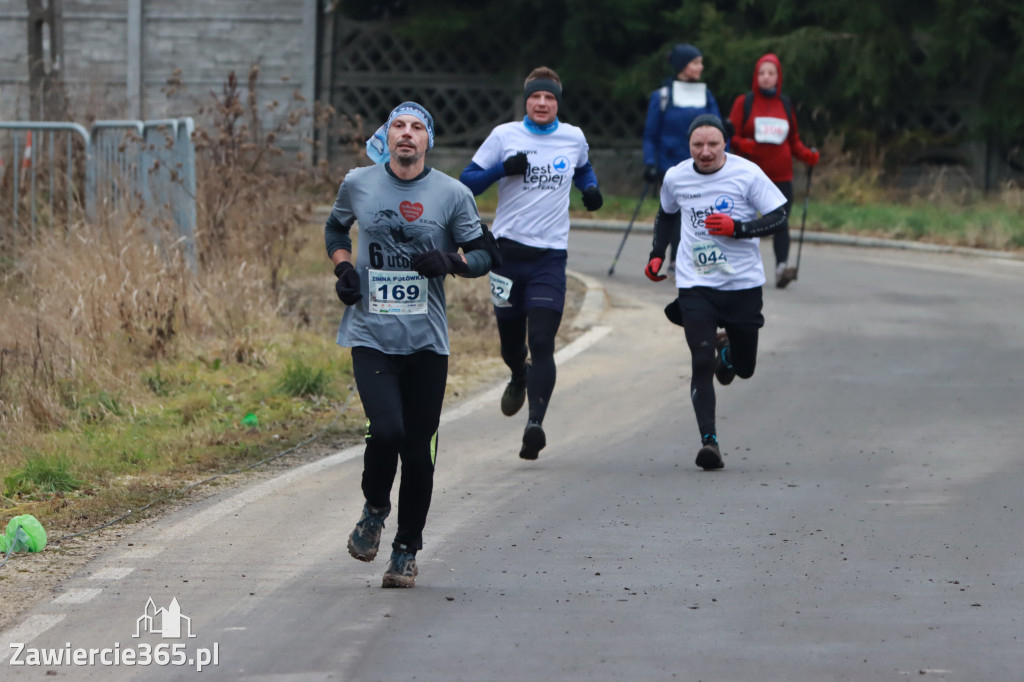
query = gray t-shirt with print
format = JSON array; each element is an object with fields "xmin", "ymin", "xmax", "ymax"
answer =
[{"xmin": 325, "ymin": 164, "xmax": 483, "ymax": 356}]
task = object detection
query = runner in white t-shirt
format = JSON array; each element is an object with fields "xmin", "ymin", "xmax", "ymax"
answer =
[
  {"xmin": 460, "ymin": 66, "xmax": 603, "ymax": 461},
  {"xmin": 644, "ymin": 114, "xmax": 787, "ymax": 471}
]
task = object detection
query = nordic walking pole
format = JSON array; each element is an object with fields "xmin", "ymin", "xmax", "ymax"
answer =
[
  {"xmin": 608, "ymin": 181, "xmax": 652, "ymax": 276},
  {"xmin": 792, "ymin": 165, "xmax": 814, "ymax": 280}
]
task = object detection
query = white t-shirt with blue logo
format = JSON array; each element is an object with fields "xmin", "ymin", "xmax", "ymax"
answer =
[
  {"xmin": 661, "ymin": 153, "xmax": 786, "ymax": 290},
  {"xmin": 471, "ymin": 121, "xmax": 590, "ymax": 250}
]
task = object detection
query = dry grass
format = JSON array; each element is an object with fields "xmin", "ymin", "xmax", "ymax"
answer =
[
  {"xmin": 0, "ymin": 211, "xmax": 564, "ymax": 535},
  {"xmin": 0, "ymin": 68, "xmax": 358, "ymax": 533},
  {"xmin": 0, "ymin": 68, "xmax": 586, "ymax": 544}
]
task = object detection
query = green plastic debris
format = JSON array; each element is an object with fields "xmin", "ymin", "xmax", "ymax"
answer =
[
  {"xmin": 241, "ymin": 413, "xmax": 259, "ymax": 428},
  {"xmin": 0, "ymin": 514, "xmax": 47, "ymax": 553}
]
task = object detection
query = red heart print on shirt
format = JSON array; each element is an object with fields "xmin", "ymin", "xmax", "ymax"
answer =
[{"xmin": 400, "ymin": 201, "xmax": 424, "ymax": 222}]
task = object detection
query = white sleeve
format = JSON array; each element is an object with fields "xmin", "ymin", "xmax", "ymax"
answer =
[
  {"xmin": 750, "ymin": 171, "xmax": 787, "ymax": 214},
  {"xmin": 576, "ymin": 130, "xmax": 590, "ymax": 167},
  {"xmin": 471, "ymin": 129, "xmax": 505, "ymax": 169},
  {"xmin": 660, "ymin": 173, "xmax": 681, "ymax": 214}
]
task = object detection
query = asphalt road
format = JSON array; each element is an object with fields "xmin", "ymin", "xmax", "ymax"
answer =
[{"xmin": 3, "ymin": 231, "xmax": 1023, "ymax": 681}]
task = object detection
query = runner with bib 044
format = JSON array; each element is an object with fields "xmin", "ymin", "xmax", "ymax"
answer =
[{"xmin": 644, "ymin": 114, "xmax": 787, "ymax": 471}]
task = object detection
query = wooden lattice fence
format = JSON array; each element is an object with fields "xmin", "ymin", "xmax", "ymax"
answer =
[
  {"xmin": 322, "ymin": 18, "xmax": 646, "ymax": 155},
  {"xmin": 320, "ymin": 16, "xmax": 1020, "ymax": 188}
]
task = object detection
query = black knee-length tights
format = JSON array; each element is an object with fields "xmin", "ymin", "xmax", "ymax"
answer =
[
  {"xmin": 682, "ymin": 318, "xmax": 759, "ymax": 438},
  {"xmin": 497, "ymin": 307, "xmax": 563, "ymax": 424}
]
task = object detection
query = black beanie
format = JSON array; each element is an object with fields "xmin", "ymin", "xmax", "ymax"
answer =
[
  {"xmin": 668, "ymin": 43, "xmax": 702, "ymax": 72},
  {"xmin": 687, "ymin": 113, "xmax": 727, "ymax": 141}
]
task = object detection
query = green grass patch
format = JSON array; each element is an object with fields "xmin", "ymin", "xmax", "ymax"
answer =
[
  {"xmin": 277, "ymin": 359, "xmax": 333, "ymax": 398},
  {"xmin": 807, "ymin": 199, "xmax": 1024, "ymax": 250},
  {"xmin": 75, "ymin": 391, "xmax": 126, "ymax": 424},
  {"xmin": 4, "ymin": 454, "xmax": 83, "ymax": 497},
  {"xmin": 142, "ymin": 364, "xmax": 173, "ymax": 397},
  {"xmin": 1, "ymin": 331, "xmax": 361, "ymax": 510}
]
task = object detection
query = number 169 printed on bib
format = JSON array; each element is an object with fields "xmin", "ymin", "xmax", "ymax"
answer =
[{"xmin": 368, "ymin": 269, "xmax": 428, "ymax": 315}]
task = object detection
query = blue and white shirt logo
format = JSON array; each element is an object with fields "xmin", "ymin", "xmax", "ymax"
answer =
[
  {"xmin": 714, "ymin": 195, "xmax": 735, "ymax": 214},
  {"xmin": 552, "ymin": 156, "xmax": 570, "ymax": 174}
]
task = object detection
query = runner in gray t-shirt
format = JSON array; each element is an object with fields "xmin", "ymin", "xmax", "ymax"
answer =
[{"xmin": 325, "ymin": 102, "xmax": 498, "ymax": 588}]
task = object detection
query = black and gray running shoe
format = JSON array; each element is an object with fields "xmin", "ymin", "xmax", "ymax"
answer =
[
  {"xmin": 696, "ymin": 434, "xmax": 724, "ymax": 471},
  {"xmin": 501, "ymin": 362, "xmax": 530, "ymax": 416},
  {"xmin": 382, "ymin": 550, "xmax": 418, "ymax": 588},
  {"xmin": 347, "ymin": 502, "xmax": 390, "ymax": 562},
  {"xmin": 519, "ymin": 419, "xmax": 546, "ymax": 460}
]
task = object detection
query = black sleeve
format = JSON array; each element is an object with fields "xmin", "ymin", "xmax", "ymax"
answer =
[
  {"xmin": 324, "ymin": 211, "xmax": 354, "ymax": 256},
  {"xmin": 650, "ymin": 207, "xmax": 680, "ymax": 259},
  {"xmin": 456, "ymin": 223, "xmax": 500, "ymax": 278},
  {"xmin": 734, "ymin": 205, "xmax": 788, "ymax": 239},
  {"xmin": 457, "ymin": 239, "xmax": 492, "ymax": 278},
  {"xmin": 324, "ymin": 179, "xmax": 356, "ymax": 257}
]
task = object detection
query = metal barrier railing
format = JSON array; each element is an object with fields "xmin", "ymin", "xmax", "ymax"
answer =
[
  {"xmin": 91, "ymin": 118, "xmax": 197, "ymax": 269},
  {"xmin": 0, "ymin": 122, "xmax": 92, "ymax": 254},
  {"xmin": 0, "ymin": 118, "xmax": 196, "ymax": 268}
]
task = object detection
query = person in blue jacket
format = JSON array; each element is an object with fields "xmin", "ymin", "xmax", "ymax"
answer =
[{"xmin": 642, "ymin": 43, "xmax": 723, "ymax": 266}]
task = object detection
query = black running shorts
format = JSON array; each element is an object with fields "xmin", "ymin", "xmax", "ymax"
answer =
[{"xmin": 675, "ymin": 285, "xmax": 765, "ymax": 329}]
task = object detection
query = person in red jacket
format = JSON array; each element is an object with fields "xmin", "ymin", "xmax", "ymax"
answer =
[{"xmin": 728, "ymin": 53, "xmax": 819, "ymax": 288}]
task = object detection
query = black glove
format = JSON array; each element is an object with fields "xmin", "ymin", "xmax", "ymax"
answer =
[
  {"xmin": 333, "ymin": 261, "xmax": 362, "ymax": 306},
  {"xmin": 643, "ymin": 165, "xmax": 659, "ymax": 183},
  {"xmin": 503, "ymin": 152, "xmax": 529, "ymax": 176},
  {"xmin": 582, "ymin": 186, "xmax": 603, "ymax": 211},
  {"xmin": 410, "ymin": 249, "xmax": 469, "ymax": 278}
]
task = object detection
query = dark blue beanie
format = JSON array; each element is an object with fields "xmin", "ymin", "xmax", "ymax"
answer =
[{"xmin": 668, "ymin": 43, "xmax": 702, "ymax": 72}]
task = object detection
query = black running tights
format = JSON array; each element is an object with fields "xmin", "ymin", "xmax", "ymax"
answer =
[
  {"xmin": 683, "ymin": 318, "xmax": 759, "ymax": 438},
  {"xmin": 496, "ymin": 306, "xmax": 563, "ymax": 424},
  {"xmin": 351, "ymin": 346, "xmax": 448, "ymax": 552}
]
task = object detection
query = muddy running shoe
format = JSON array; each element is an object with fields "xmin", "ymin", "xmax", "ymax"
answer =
[
  {"xmin": 381, "ymin": 549, "xmax": 418, "ymax": 588},
  {"xmin": 347, "ymin": 502, "xmax": 390, "ymax": 562},
  {"xmin": 695, "ymin": 434, "xmax": 724, "ymax": 471},
  {"xmin": 714, "ymin": 332, "xmax": 735, "ymax": 386},
  {"xmin": 501, "ymin": 362, "xmax": 530, "ymax": 417},
  {"xmin": 775, "ymin": 262, "xmax": 796, "ymax": 289},
  {"xmin": 519, "ymin": 419, "xmax": 546, "ymax": 460}
]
